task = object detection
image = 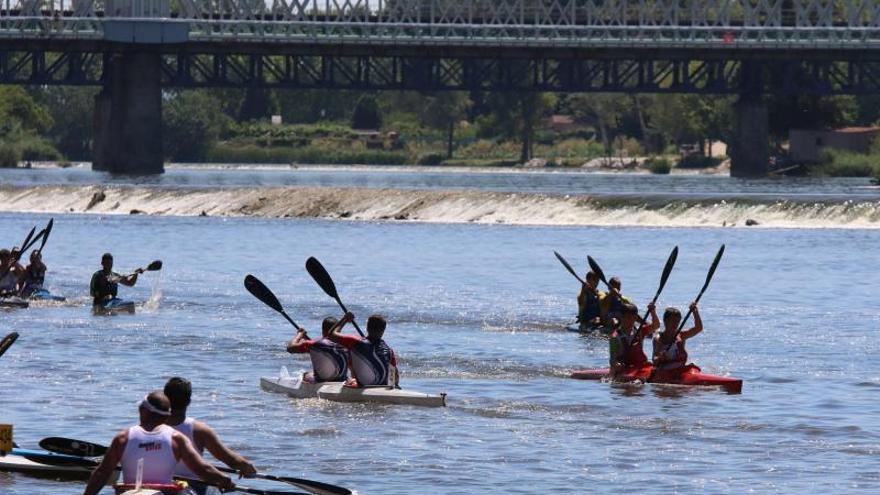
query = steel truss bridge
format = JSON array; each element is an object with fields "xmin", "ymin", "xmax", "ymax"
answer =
[{"xmin": 0, "ymin": 0, "xmax": 879, "ymax": 94}]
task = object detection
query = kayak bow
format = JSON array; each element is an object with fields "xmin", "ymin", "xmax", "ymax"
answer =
[{"xmin": 570, "ymin": 364, "xmax": 742, "ymax": 394}]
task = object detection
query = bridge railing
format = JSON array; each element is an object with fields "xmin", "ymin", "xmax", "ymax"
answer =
[{"xmin": 1, "ymin": 0, "xmax": 879, "ymax": 48}]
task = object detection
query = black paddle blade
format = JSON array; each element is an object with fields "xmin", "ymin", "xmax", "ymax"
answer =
[
  {"xmin": 216, "ymin": 466, "xmax": 353, "ymax": 495},
  {"xmin": 697, "ymin": 244, "xmax": 725, "ymax": 300},
  {"xmin": 39, "ymin": 437, "xmax": 106, "ymax": 458},
  {"xmin": 244, "ymin": 274, "xmax": 284, "ymax": 313},
  {"xmin": 586, "ymin": 255, "xmax": 608, "ymax": 286},
  {"xmin": 554, "ymin": 251, "xmax": 584, "ymax": 284},
  {"xmin": 655, "ymin": 246, "xmax": 679, "ymax": 297},
  {"xmin": 305, "ymin": 257, "xmax": 339, "ymax": 300},
  {"xmin": 19, "ymin": 226, "xmax": 36, "ymax": 251},
  {"xmin": 0, "ymin": 332, "xmax": 19, "ymax": 359},
  {"xmin": 145, "ymin": 260, "xmax": 163, "ymax": 271},
  {"xmin": 20, "ymin": 452, "xmax": 97, "ymax": 468},
  {"xmin": 36, "ymin": 218, "xmax": 54, "ymax": 252}
]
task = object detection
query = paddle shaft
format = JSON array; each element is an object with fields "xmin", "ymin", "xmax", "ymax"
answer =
[
  {"xmin": 0, "ymin": 332, "xmax": 18, "ymax": 359},
  {"xmin": 638, "ymin": 246, "xmax": 679, "ymax": 324},
  {"xmin": 553, "ymin": 251, "xmax": 585, "ymax": 285},
  {"xmin": 215, "ymin": 466, "xmax": 352, "ymax": 495},
  {"xmin": 665, "ymin": 244, "xmax": 725, "ymax": 351}
]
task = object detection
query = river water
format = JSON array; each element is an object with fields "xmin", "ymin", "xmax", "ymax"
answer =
[{"xmin": 1, "ymin": 166, "xmax": 879, "ymax": 494}]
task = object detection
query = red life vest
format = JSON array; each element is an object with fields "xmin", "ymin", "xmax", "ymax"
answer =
[{"xmin": 614, "ymin": 324, "xmax": 649, "ymax": 367}]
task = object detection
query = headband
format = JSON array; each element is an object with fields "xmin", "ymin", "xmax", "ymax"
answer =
[{"xmin": 140, "ymin": 396, "xmax": 171, "ymax": 416}]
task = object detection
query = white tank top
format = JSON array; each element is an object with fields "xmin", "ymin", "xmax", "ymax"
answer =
[
  {"xmin": 170, "ymin": 417, "xmax": 203, "ymax": 479},
  {"xmin": 121, "ymin": 425, "xmax": 178, "ymax": 485}
]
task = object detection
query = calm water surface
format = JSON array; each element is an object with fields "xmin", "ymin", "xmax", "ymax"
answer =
[{"xmin": 0, "ymin": 211, "xmax": 877, "ymax": 494}]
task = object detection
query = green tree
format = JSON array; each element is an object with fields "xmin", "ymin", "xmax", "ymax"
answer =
[
  {"xmin": 420, "ymin": 92, "xmax": 471, "ymax": 158},
  {"xmin": 32, "ymin": 87, "xmax": 98, "ymax": 160},
  {"xmin": 0, "ymin": 87, "xmax": 53, "ymax": 133},
  {"xmin": 477, "ymin": 92, "xmax": 555, "ymax": 162},
  {"xmin": 163, "ymin": 90, "xmax": 234, "ymax": 162},
  {"xmin": 567, "ymin": 94, "xmax": 628, "ymax": 154},
  {"xmin": 351, "ymin": 95, "xmax": 382, "ymax": 130}
]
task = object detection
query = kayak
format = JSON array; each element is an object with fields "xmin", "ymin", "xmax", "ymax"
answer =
[
  {"xmin": 570, "ymin": 364, "xmax": 743, "ymax": 394},
  {"xmin": 93, "ymin": 298, "xmax": 136, "ymax": 315},
  {"xmin": 0, "ymin": 447, "xmax": 117, "ymax": 481},
  {"xmin": 28, "ymin": 288, "xmax": 66, "ymax": 302},
  {"xmin": 317, "ymin": 383, "xmax": 447, "ymax": 407},
  {"xmin": 0, "ymin": 297, "xmax": 28, "ymax": 309},
  {"xmin": 260, "ymin": 367, "xmax": 340, "ymax": 399}
]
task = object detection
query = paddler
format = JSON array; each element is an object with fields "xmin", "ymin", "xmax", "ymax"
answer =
[
  {"xmin": 576, "ymin": 271, "xmax": 605, "ymax": 330},
  {"xmin": 90, "ymin": 252, "xmax": 139, "ymax": 307},
  {"xmin": 652, "ymin": 303, "xmax": 703, "ymax": 371},
  {"xmin": 287, "ymin": 316, "xmax": 350, "ymax": 383},
  {"xmin": 163, "ymin": 377, "xmax": 256, "ymax": 494},
  {"xmin": 599, "ymin": 276, "xmax": 632, "ymax": 329},
  {"xmin": 18, "ymin": 250, "xmax": 47, "ymax": 298},
  {"xmin": 327, "ymin": 311, "xmax": 399, "ymax": 387},
  {"xmin": 82, "ymin": 391, "xmax": 234, "ymax": 495},
  {"xmin": 609, "ymin": 302, "xmax": 659, "ymax": 376},
  {"xmin": 0, "ymin": 249, "xmax": 25, "ymax": 297}
]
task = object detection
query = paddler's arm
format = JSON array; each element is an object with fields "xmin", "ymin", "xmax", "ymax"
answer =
[
  {"xmin": 608, "ymin": 336, "xmax": 622, "ymax": 371},
  {"xmin": 286, "ymin": 329, "xmax": 311, "ymax": 353},
  {"xmin": 173, "ymin": 432, "xmax": 235, "ymax": 492},
  {"xmin": 679, "ymin": 302, "xmax": 703, "ymax": 340},
  {"xmin": 119, "ymin": 271, "xmax": 138, "ymax": 287},
  {"xmin": 326, "ymin": 312, "xmax": 355, "ymax": 344},
  {"xmin": 643, "ymin": 302, "xmax": 660, "ymax": 336},
  {"xmin": 82, "ymin": 430, "xmax": 127, "ymax": 495},
  {"xmin": 194, "ymin": 422, "xmax": 257, "ymax": 478}
]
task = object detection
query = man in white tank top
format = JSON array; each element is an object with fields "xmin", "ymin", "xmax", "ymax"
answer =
[
  {"xmin": 83, "ymin": 391, "xmax": 235, "ymax": 495},
  {"xmin": 164, "ymin": 377, "xmax": 256, "ymax": 493}
]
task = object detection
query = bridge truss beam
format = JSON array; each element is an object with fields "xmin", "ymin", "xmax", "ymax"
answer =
[{"xmin": 2, "ymin": 50, "xmax": 880, "ymax": 95}]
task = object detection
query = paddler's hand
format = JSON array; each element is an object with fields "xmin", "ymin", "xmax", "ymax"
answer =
[
  {"xmin": 342, "ymin": 311, "xmax": 355, "ymax": 323},
  {"xmin": 689, "ymin": 302, "xmax": 699, "ymax": 314},
  {"xmin": 217, "ymin": 476, "xmax": 235, "ymax": 492},
  {"xmin": 237, "ymin": 460, "xmax": 257, "ymax": 478},
  {"xmin": 647, "ymin": 302, "xmax": 656, "ymax": 312}
]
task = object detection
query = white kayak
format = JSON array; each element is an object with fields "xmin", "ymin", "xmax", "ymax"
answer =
[
  {"xmin": 0, "ymin": 448, "xmax": 118, "ymax": 482},
  {"xmin": 260, "ymin": 367, "xmax": 340, "ymax": 399},
  {"xmin": 317, "ymin": 383, "xmax": 447, "ymax": 408}
]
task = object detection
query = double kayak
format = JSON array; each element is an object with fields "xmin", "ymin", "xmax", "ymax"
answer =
[
  {"xmin": 93, "ymin": 298, "xmax": 136, "ymax": 315},
  {"xmin": 27, "ymin": 288, "xmax": 66, "ymax": 302},
  {"xmin": 0, "ymin": 297, "xmax": 28, "ymax": 309},
  {"xmin": 571, "ymin": 364, "xmax": 743, "ymax": 394},
  {"xmin": 566, "ymin": 323, "xmax": 610, "ymax": 335},
  {"xmin": 262, "ymin": 367, "xmax": 447, "ymax": 407},
  {"xmin": 0, "ymin": 447, "xmax": 116, "ymax": 481},
  {"xmin": 116, "ymin": 482, "xmax": 191, "ymax": 495}
]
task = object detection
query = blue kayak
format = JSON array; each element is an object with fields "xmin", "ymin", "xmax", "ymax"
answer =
[
  {"xmin": 0, "ymin": 448, "xmax": 97, "ymax": 479},
  {"xmin": 93, "ymin": 298, "xmax": 136, "ymax": 315},
  {"xmin": 28, "ymin": 288, "xmax": 66, "ymax": 302}
]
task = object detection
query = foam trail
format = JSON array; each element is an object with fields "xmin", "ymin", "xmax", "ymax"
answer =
[
  {"xmin": 143, "ymin": 269, "xmax": 163, "ymax": 312},
  {"xmin": 0, "ymin": 184, "xmax": 878, "ymax": 229}
]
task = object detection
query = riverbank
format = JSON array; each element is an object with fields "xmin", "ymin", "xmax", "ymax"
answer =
[{"xmin": 1, "ymin": 183, "xmax": 877, "ymax": 229}]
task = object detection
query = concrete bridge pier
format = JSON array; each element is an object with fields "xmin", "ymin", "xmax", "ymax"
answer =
[
  {"xmin": 92, "ymin": 52, "xmax": 164, "ymax": 174},
  {"xmin": 729, "ymin": 62, "xmax": 769, "ymax": 178}
]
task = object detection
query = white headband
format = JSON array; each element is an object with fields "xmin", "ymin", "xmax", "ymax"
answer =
[{"xmin": 139, "ymin": 396, "xmax": 171, "ymax": 416}]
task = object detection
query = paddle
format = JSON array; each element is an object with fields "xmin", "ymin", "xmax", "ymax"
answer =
[
  {"xmin": 34, "ymin": 218, "xmax": 53, "ymax": 254},
  {"xmin": 553, "ymin": 251, "xmax": 586, "ymax": 285},
  {"xmin": 305, "ymin": 257, "xmax": 364, "ymax": 337},
  {"xmin": 18, "ymin": 226, "xmax": 36, "ymax": 253},
  {"xmin": 109, "ymin": 260, "xmax": 163, "ymax": 283},
  {"xmin": 244, "ymin": 274, "xmax": 303, "ymax": 330},
  {"xmin": 665, "ymin": 244, "xmax": 725, "ymax": 350},
  {"xmin": 639, "ymin": 246, "xmax": 679, "ymax": 324},
  {"xmin": 586, "ymin": 255, "xmax": 610, "ymax": 288},
  {"xmin": 0, "ymin": 332, "xmax": 19, "ymax": 359},
  {"xmin": 40, "ymin": 436, "xmax": 353, "ymax": 495}
]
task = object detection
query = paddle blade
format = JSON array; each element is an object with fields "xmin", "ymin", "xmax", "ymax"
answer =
[
  {"xmin": 554, "ymin": 251, "xmax": 584, "ymax": 284},
  {"xmin": 20, "ymin": 227, "xmax": 36, "ymax": 251},
  {"xmin": 36, "ymin": 218, "xmax": 54, "ymax": 252},
  {"xmin": 305, "ymin": 257, "xmax": 339, "ymax": 300},
  {"xmin": 244, "ymin": 274, "xmax": 284, "ymax": 314},
  {"xmin": 696, "ymin": 244, "xmax": 725, "ymax": 301},
  {"xmin": 0, "ymin": 332, "xmax": 19, "ymax": 359},
  {"xmin": 655, "ymin": 246, "xmax": 679, "ymax": 297},
  {"xmin": 39, "ymin": 437, "xmax": 107, "ymax": 458},
  {"xmin": 145, "ymin": 260, "xmax": 163, "ymax": 271},
  {"xmin": 587, "ymin": 255, "xmax": 608, "ymax": 286},
  {"xmin": 19, "ymin": 452, "xmax": 97, "ymax": 469}
]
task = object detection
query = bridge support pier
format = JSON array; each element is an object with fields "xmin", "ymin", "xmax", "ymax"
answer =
[
  {"xmin": 729, "ymin": 93, "xmax": 769, "ymax": 178},
  {"xmin": 92, "ymin": 52, "xmax": 164, "ymax": 174}
]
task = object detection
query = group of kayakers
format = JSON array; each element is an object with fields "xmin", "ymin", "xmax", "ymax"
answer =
[
  {"xmin": 0, "ymin": 248, "xmax": 47, "ymax": 299},
  {"xmin": 83, "ymin": 377, "xmax": 256, "ymax": 495},
  {"xmin": 287, "ymin": 311, "xmax": 399, "ymax": 388},
  {"xmin": 577, "ymin": 269, "xmax": 704, "ymax": 378}
]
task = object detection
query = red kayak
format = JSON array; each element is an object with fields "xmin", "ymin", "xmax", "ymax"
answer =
[{"xmin": 570, "ymin": 364, "xmax": 742, "ymax": 394}]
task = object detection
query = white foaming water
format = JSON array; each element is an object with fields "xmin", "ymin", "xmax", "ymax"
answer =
[{"xmin": 0, "ymin": 184, "xmax": 878, "ymax": 229}]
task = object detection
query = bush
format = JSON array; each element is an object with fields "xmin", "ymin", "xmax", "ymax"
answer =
[
  {"xmin": 207, "ymin": 143, "xmax": 409, "ymax": 165},
  {"xmin": 814, "ymin": 149, "xmax": 880, "ymax": 177},
  {"xmin": 0, "ymin": 142, "xmax": 21, "ymax": 167},
  {"xmin": 645, "ymin": 156, "xmax": 672, "ymax": 174},
  {"xmin": 416, "ymin": 152, "xmax": 446, "ymax": 165},
  {"xmin": 351, "ymin": 95, "xmax": 382, "ymax": 130},
  {"xmin": 19, "ymin": 137, "xmax": 62, "ymax": 161}
]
